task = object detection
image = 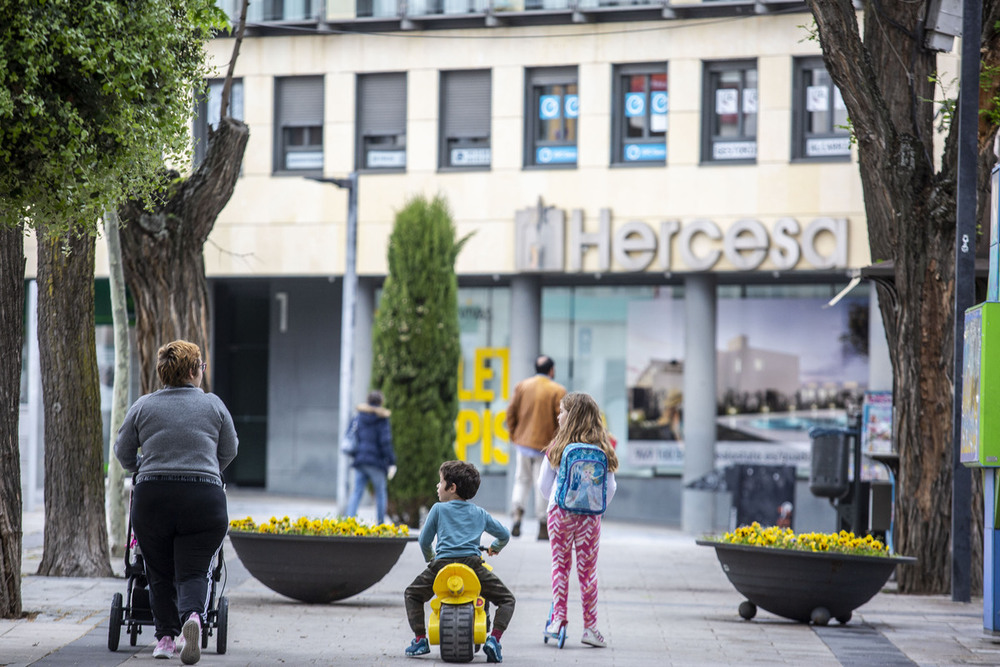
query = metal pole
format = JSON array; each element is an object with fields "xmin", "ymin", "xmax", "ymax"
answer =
[
  {"xmin": 952, "ymin": 0, "xmax": 980, "ymax": 603},
  {"xmin": 336, "ymin": 173, "xmax": 359, "ymax": 515}
]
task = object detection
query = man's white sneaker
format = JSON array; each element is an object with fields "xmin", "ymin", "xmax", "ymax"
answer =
[
  {"xmin": 152, "ymin": 636, "xmax": 175, "ymax": 659},
  {"xmin": 581, "ymin": 627, "xmax": 607, "ymax": 648},
  {"xmin": 180, "ymin": 613, "xmax": 201, "ymax": 664}
]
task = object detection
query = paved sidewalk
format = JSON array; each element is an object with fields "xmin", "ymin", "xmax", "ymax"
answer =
[{"xmin": 2, "ymin": 489, "xmax": 1000, "ymax": 666}]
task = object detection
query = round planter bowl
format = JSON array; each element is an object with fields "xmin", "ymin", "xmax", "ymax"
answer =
[
  {"xmin": 229, "ymin": 531, "xmax": 417, "ymax": 603},
  {"xmin": 697, "ymin": 540, "xmax": 916, "ymax": 624}
]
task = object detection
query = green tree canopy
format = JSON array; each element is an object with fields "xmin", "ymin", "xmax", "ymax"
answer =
[{"xmin": 0, "ymin": 0, "xmax": 226, "ymax": 230}]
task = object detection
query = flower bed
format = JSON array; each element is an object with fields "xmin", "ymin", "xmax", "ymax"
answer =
[
  {"xmin": 698, "ymin": 523, "xmax": 915, "ymax": 624},
  {"xmin": 716, "ymin": 522, "xmax": 890, "ymax": 557},
  {"xmin": 228, "ymin": 515, "xmax": 416, "ymax": 603}
]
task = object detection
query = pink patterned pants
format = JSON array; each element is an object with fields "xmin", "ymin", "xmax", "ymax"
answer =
[{"xmin": 547, "ymin": 506, "xmax": 602, "ymax": 629}]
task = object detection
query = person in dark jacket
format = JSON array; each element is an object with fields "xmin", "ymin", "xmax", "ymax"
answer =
[{"xmin": 345, "ymin": 390, "xmax": 396, "ymax": 524}]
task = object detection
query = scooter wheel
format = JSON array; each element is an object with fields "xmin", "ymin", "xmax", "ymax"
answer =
[{"xmin": 557, "ymin": 623, "xmax": 566, "ymax": 649}]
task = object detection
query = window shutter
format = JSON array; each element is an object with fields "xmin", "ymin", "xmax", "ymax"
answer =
[
  {"xmin": 278, "ymin": 76, "xmax": 323, "ymax": 127},
  {"xmin": 442, "ymin": 70, "xmax": 491, "ymax": 139},
  {"xmin": 359, "ymin": 73, "xmax": 406, "ymax": 136}
]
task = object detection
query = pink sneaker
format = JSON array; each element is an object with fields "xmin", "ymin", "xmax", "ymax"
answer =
[
  {"xmin": 152, "ymin": 635, "xmax": 175, "ymax": 659},
  {"xmin": 180, "ymin": 613, "xmax": 201, "ymax": 664}
]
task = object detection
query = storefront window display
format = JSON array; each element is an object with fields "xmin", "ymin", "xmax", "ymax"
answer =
[{"xmin": 455, "ymin": 282, "xmax": 871, "ymax": 478}]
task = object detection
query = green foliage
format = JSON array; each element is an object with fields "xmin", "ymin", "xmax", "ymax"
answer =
[
  {"xmin": 0, "ymin": 0, "xmax": 228, "ymax": 232},
  {"xmin": 372, "ymin": 195, "xmax": 470, "ymax": 526},
  {"xmin": 925, "ymin": 71, "xmax": 957, "ymax": 134},
  {"xmin": 981, "ymin": 64, "xmax": 1000, "ymax": 127}
]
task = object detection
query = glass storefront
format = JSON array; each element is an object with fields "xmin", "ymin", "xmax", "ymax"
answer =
[{"xmin": 457, "ymin": 281, "xmax": 872, "ymax": 477}]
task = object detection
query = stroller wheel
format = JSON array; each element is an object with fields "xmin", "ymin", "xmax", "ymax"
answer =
[
  {"xmin": 130, "ymin": 622, "xmax": 139, "ymax": 646},
  {"xmin": 108, "ymin": 593, "xmax": 123, "ymax": 651},
  {"xmin": 216, "ymin": 596, "xmax": 229, "ymax": 654}
]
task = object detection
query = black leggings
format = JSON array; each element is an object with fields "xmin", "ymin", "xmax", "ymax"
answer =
[{"xmin": 131, "ymin": 481, "xmax": 228, "ymax": 639}]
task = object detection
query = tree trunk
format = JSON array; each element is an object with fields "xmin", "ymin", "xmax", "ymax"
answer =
[
  {"xmin": 104, "ymin": 209, "xmax": 130, "ymax": 558},
  {"xmin": 35, "ymin": 229, "xmax": 112, "ymax": 577},
  {"xmin": 0, "ymin": 223, "xmax": 25, "ymax": 617},
  {"xmin": 806, "ymin": 0, "xmax": 997, "ymax": 593},
  {"xmin": 119, "ymin": 117, "xmax": 249, "ymax": 394}
]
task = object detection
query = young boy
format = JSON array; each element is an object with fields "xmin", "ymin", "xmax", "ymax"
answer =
[{"xmin": 403, "ymin": 460, "xmax": 515, "ymax": 663}]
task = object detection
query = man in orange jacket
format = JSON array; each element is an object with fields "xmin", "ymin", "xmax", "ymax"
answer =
[{"xmin": 505, "ymin": 355, "xmax": 566, "ymax": 540}]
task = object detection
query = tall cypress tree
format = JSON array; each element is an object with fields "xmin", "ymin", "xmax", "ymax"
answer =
[{"xmin": 373, "ymin": 195, "xmax": 468, "ymax": 526}]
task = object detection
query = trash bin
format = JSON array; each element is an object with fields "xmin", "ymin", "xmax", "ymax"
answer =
[{"xmin": 809, "ymin": 427, "xmax": 850, "ymax": 499}]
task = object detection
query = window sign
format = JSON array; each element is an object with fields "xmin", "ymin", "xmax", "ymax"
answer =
[
  {"xmin": 564, "ymin": 94, "xmax": 579, "ymax": 119},
  {"xmin": 713, "ymin": 141, "xmax": 757, "ymax": 160},
  {"xmin": 540, "ymin": 95, "xmax": 561, "ymax": 119},
  {"xmin": 716, "ymin": 88, "xmax": 738, "ymax": 114},
  {"xmin": 536, "ymin": 145, "xmax": 578, "ymax": 164},
  {"xmin": 367, "ymin": 150, "xmax": 406, "ymax": 168},
  {"xmin": 624, "ymin": 143, "xmax": 667, "ymax": 162},
  {"xmin": 806, "ymin": 137, "xmax": 851, "ymax": 157},
  {"xmin": 625, "ymin": 92, "xmax": 646, "ymax": 117},
  {"xmin": 742, "ymin": 88, "xmax": 758, "ymax": 114},
  {"xmin": 806, "ymin": 85, "xmax": 829, "ymax": 113},
  {"xmin": 286, "ymin": 152, "xmax": 323, "ymax": 170},
  {"xmin": 450, "ymin": 147, "xmax": 491, "ymax": 166}
]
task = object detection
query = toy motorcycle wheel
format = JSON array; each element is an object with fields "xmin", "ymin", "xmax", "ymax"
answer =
[{"xmin": 439, "ymin": 603, "xmax": 475, "ymax": 663}]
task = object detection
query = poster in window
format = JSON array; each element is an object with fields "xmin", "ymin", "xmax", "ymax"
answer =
[
  {"xmin": 742, "ymin": 88, "xmax": 758, "ymax": 114},
  {"xmin": 564, "ymin": 94, "xmax": 579, "ymax": 119},
  {"xmin": 806, "ymin": 85, "xmax": 829, "ymax": 113},
  {"xmin": 539, "ymin": 95, "xmax": 561, "ymax": 119},
  {"xmin": 625, "ymin": 92, "xmax": 646, "ymax": 117},
  {"xmin": 715, "ymin": 88, "xmax": 738, "ymax": 115},
  {"xmin": 860, "ymin": 391, "xmax": 892, "ymax": 455}
]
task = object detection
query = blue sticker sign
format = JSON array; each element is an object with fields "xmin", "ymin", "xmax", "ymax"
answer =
[
  {"xmin": 564, "ymin": 94, "xmax": 579, "ymax": 119},
  {"xmin": 625, "ymin": 92, "xmax": 646, "ymax": 117},
  {"xmin": 536, "ymin": 145, "xmax": 578, "ymax": 164},
  {"xmin": 539, "ymin": 95, "xmax": 561, "ymax": 120},
  {"xmin": 651, "ymin": 91, "xmax": 668, "ymax": 115},
  {"xmin": 624, "ymin": 143, "xmax": 666, "ymax": 162}
]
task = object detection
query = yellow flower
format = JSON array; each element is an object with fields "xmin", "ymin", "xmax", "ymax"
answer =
[
  {"xmin": 714, "ymin": 524, "xmax": 892, "ymax": 557},
  {"xmin": 229, "ymin": 514, "xmax": 410, "ymax": 538}
]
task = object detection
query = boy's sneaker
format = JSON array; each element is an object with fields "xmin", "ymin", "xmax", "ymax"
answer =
[
  {"xmin": 405, "ymin": 636, "xmax": 430, "ymax": 657},
  {"xmin": 581, "ymin": 627, "xmax": 607, "ymax": 648},
  {"xmin": 484, "ymin": 635, "xmax": 503, "ymax": 663},
  {"xmin": 152, "ymin": 636, "xmax": 175, "ymax": 659},
  {"xmin": 180, "ymin": 613, "xmax": 201, "ymax": 664}
]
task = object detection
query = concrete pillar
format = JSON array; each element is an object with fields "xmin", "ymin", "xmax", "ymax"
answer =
[
  {"xmin": 353, "ymin": 277, "xmax": 376, "ymax": 403},
  {"xmin": 507, "ymin": 274, "xmax": 541, "ymax": 513},
  {"xmin": 682, "ymin": 273, "xmax": 717, "ymax": 534}
]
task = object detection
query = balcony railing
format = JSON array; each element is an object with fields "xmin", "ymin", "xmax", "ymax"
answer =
[{"xmin": 223, "ymin": 0, "xmax": 807, "ymax": 27}]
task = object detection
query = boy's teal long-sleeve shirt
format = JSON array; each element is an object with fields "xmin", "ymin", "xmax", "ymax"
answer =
[{"xmin": 418, "ymin": 499, "xmax": 510, "ymax": 561}]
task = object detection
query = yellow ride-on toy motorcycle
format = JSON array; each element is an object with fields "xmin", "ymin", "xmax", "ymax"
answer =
[{"xmin": 428, "ymin": 547, "xmax": 493, "ymax": 663}]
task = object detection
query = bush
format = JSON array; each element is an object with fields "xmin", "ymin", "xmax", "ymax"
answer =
[{"xmin": 372, "ymin": 195, "xmax": 469, "ymax": 526}]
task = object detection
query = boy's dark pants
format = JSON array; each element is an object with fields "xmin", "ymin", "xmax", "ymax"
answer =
[{"xmin": 404, "ymin": 556, "xmax": 516, "ymax": 636}]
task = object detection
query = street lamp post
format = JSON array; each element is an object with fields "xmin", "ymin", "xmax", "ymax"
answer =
[{"xmin": 309, "ymin": 173, "xmax": 358, "ymax": 514}]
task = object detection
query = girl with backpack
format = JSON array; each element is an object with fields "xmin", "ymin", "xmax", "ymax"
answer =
[{"xmin": 537, "ymin": 392, "xmax": 619, "ymax": 648}]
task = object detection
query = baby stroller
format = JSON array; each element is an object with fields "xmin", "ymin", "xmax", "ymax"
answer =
[{"xmin": 108, "ymin": 480, "xmax": 229, "ymax": 654}]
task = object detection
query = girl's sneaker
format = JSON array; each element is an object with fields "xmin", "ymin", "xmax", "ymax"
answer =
[
  {"xmin": 152, "ymin": 636, "xmax": 175, "ymax": 659},
  {"xmin": 545, "ymin": 618, "xmax": 565, "ymax": 635},
  {"xmin": 581, "ymin": 627, "xmax": 607, "ymax": 648}
]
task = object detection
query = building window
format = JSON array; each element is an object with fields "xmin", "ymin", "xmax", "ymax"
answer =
[
  {"xmin": 440, "ymin": 70, "xmax": 491, "ymax": 170},
  {"xmin": 525, "ymin": 67, "xmax": 578, "ymax": 168},
  {"xmin": 274, "ymin": 76, "xmax": 324, "ymax": 174},
  {"xmin": 703, "ymin": 61, "xmax": 757, "ymax": 163},
  {"xmin": 611, "ymin": 63, "xmax": 667, "ymax": 165},
  {"xmin": 793, "ymin": 57, "xmax": 850, "ymax": 160},
  {"xmin": 357, "ymin": 73, "xmax": 407, "ymax": 171},
  {"xmin": 193, "ymin": 79, "xmax": 244, "ymax": 167}
]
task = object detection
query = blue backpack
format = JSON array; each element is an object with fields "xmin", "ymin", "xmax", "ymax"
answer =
[{"xmin": 555, "ymin": 443, "xmax": 609, "ymax": 515}]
